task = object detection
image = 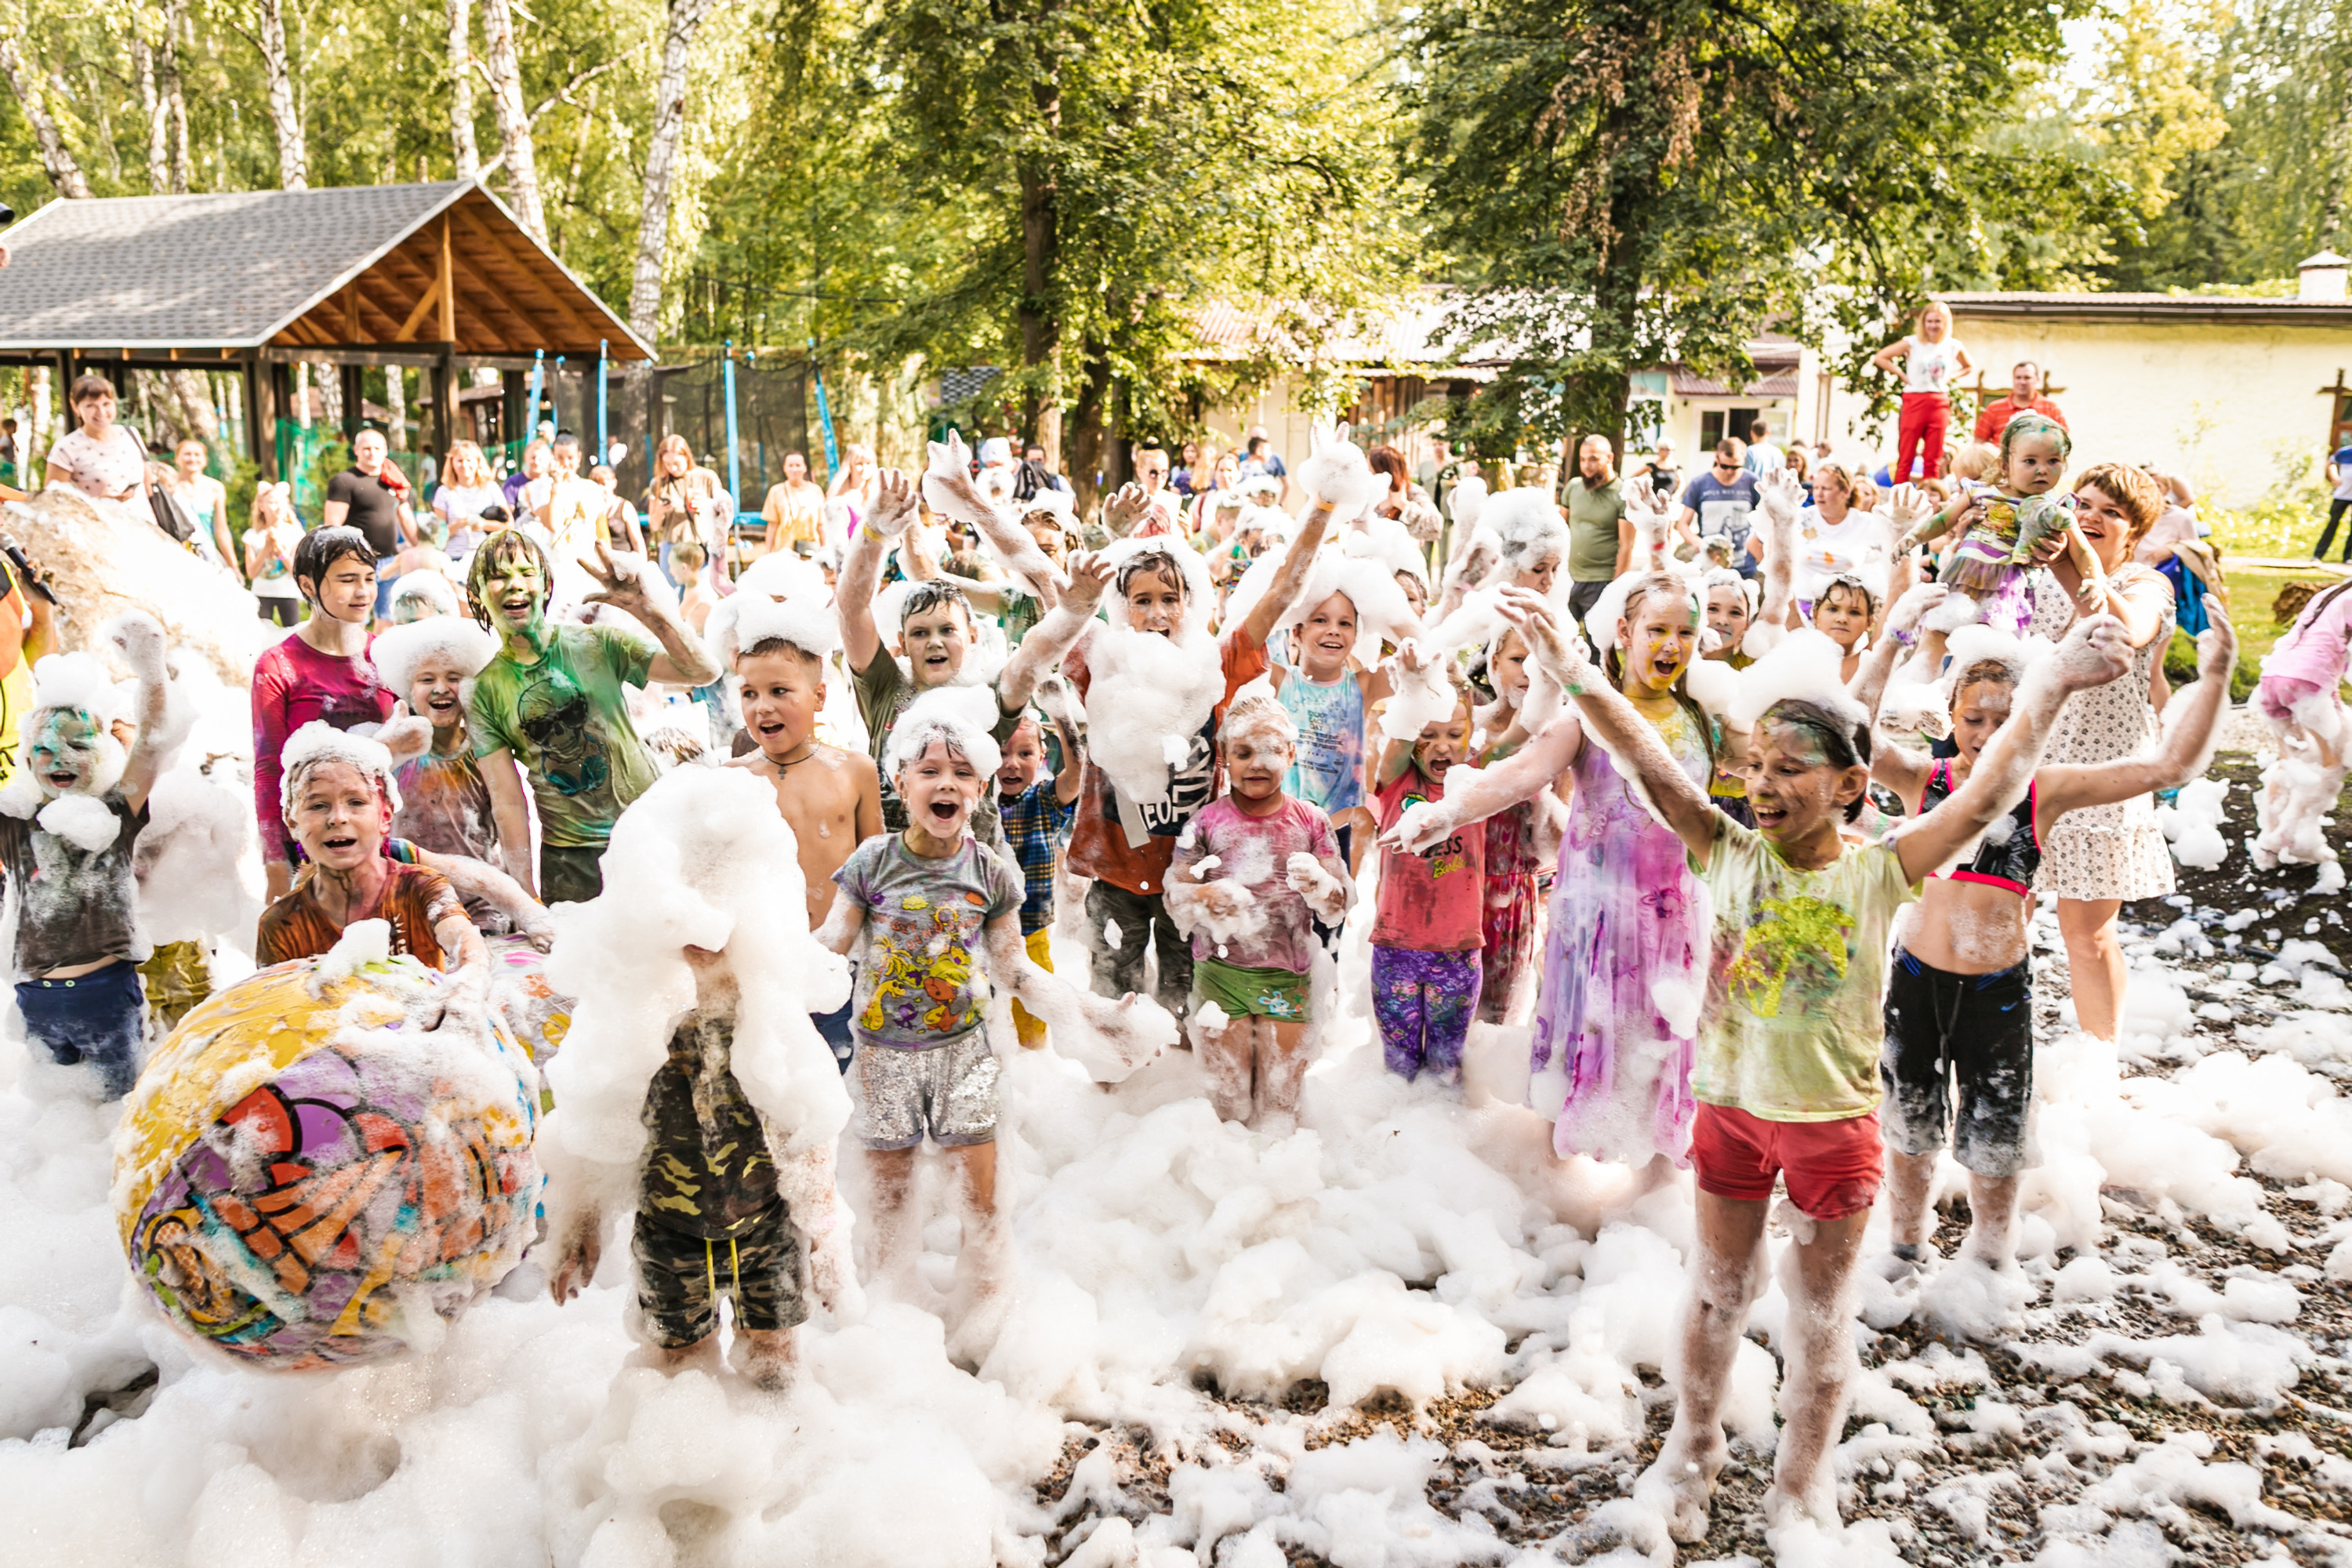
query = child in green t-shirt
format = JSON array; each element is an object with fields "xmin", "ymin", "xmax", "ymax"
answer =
[{"xmin": 1495, "ymin": 586, "xmax": 2132, "ymax": 1544}]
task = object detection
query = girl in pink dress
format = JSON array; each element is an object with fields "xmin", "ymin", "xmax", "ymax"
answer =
[{"xmin": 2255, "ymin": 579, "xmax": 2352, "ymax": 866}]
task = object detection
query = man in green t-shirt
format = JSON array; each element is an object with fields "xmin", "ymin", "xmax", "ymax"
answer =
[
  {"xmin": 1562, "ymin": 434, "xmax": 1630, "ymax": 632},
  {"xmin": 468, "ymin": 530, "xmax": 720, "ymax": 902},
  {"xmin": 837, "ymin": 466, "xmax": 1107, "ymax": 855}
]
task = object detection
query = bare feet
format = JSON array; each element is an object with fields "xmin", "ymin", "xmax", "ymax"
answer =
[
  {"xmin": 1635, "ymin": 1420, "xmax": 1728, "ymax": 1544},
  {"xmin": 734, "ymin": 1328, "xmax": 800, "ymax": 1392}
]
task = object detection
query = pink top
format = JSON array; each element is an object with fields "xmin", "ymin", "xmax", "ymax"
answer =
[
  {"xmin": 2263, "ymin": 586, "xmax": 2352, "ymax": 690},
  {"xmin": 49, "ymin": 426, "xmax": 148, "ymax": 498},
  {"xmin": 1171, "ymin": 794, "xmax": 1344, "ymax": 973},
  {"xmin": 1370, "ymin": 768, "xmax": 1486, "ymax": 952},
  {"xmin": 251, "ymin": 632, "xmax": 397, "ymax": 862}
]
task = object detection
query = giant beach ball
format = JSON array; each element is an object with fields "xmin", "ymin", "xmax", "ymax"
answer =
[{"xmin": 112, "ymin": 938, "xmax": 541, "ymax": 1369}]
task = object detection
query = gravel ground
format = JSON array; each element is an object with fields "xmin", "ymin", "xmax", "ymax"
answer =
[{"xmin": 1033, "ymin": 742, "xmax": 2352, "ymax": 1566}]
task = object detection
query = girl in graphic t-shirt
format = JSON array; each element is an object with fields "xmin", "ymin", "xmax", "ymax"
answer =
[
  {"xmin": 1870, "ymin": 301, "xmax": 1973, "ymax": 491},
  {"xmin": 1367, "ymin": 670, "xmax": 1486, "ymax": 1083}
]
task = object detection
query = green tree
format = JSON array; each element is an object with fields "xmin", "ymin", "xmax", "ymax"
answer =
[{"xmin": 1403, "ymin": 0, "xmax": 2124, "ymax": 460}]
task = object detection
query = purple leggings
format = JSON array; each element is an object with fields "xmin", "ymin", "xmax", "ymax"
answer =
[{"xmin": 1371, "ymin": 946, "xmax": 1481, "ymax": 1080}]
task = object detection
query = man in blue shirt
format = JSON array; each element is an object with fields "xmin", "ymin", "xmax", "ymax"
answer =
[
  {"xmin": 1740, "ymin": 418, "xmax": 1783, "ymax": 481},
  {"xmin": 1240, "ymin": 426, "xmax": 1290, "ymax": 505},
  {"xmin": 1675, "ymin": 439, "xmax": 1763, "ymax": 578}
]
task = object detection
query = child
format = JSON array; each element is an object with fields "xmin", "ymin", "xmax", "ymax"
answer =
[
  {"xmin": 815, "ymin": 691, "xmax": 1167, "ymax": 1312},
  {"xmin": 1168, "ymin": 695, "xmax": 1351, "ymax": 1129},
  {"xmin": 996, "ymin": 711, "xmax": 1081, "ymax": 1049},
  {"xmin": 2254, "ymin": 579, "xmax": 2352, "ymax": 866},
  {"xmin": 1497, "ymin": 587, "xmax": 2131, "ymax": 1541},
  {"xmin": 722, "ymin": 597, "xmax": 883, "ymax": 1071},
  {"xmin": 1368, "ymin": 669, "xmax": 1485, "ymax": 1080},
  {"xmin": 1870, "ymin": 606, "xmax": 2237, "ymax": 1269},
  {"xmin": 544, "ymin": 768, "xmax": 859, "ymax": 1393},
  {"xmin": 1898, "ymin": 413, "xmax": 2085, "ymax": 633},
  {"xmin": 1809, "ymin": 572, "xmax": 1876, "ymax": 684},
  {"xmin": 667, "ymin": 540, "xmax": 717, "ymax": 633},
  {"xmin": 0, "ymin": 618, "xmax": 171, "ymax": 1099},
  {"xmin": 372, "ymin": 616, "xmax": 504, "ymax": 886},
  {"xmin": 256, "ymin": 723, "xmax": 488, "ymax": 974},
  {"xmin": 1267, "ymin": 565, "xmax": 1413, "ymax": 873},
  {"xmin": 1468, "ymin": 627, "xmax": 1548, "ymax": 1025}
]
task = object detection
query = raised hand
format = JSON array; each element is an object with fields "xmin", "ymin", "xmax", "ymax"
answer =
[
  {"xmin": 1882, "ymin": 582, "xmax": 1949, "ymax": 638},
  {"xmin": 104, "ymin": 611, "xmax": 168, "ymax": 683},
  {"xmin": 2196, "ymin": 597, "xmax": 2238, "ymax": 681},
  {"xmin": 1297, "ymin": 419, "xmax": 1385, "ymax": 510},
  {"xmin": 1102, "ymin": 483, "xmax": 1150, "ymax": 539},
  {"xmin": 862, "ymin": 470, "xmax": 918, "ymax": 539},
  {"xmin": 2034, "ymin": 613, "xmax": 2131, "ymax": 699},
  {"xmin": 576, "ymin": 540, "xmax": 655, "ymax": 616},
  {"xmin": 1496, "ymin": 586, "xmax": 1594, "ymax": 695},
  {"xmin": 1060, "ymin": 550, "xmax": 1113, "ymax": 612},
  {"xmin": 1755, "ymin": 466, "xmax": 1804, "ymax": 528}
]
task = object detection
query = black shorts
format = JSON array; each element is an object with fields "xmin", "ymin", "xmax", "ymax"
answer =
[
  {"xmin": 1879, "ymin": 947, "xmax": 2034, "ymax": 1178},
  {"xmin": 632, "ymin": 1203, "xmax": 805, "ymax": 1347}
]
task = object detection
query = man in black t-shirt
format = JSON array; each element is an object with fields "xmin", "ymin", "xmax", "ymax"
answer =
[{"xmin": 322, "ymin": 429, "xmax": 412, "ymax": 622}]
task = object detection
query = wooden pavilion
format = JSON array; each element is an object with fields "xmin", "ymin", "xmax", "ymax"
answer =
[{"xmin": 0, "ymin": 180, "xmax": 649, "ymax": 477}]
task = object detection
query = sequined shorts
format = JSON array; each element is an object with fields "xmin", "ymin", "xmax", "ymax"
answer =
[{"xmin": 852, "ymin": 1031, "xmax": 1000, "ymax": 1149}]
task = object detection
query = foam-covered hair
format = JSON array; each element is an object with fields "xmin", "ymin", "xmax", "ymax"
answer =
[
  {"xmin": 1218, "ymin": 688, "xmax": 1298, "ymax": 746},
  {"xmin": 1345, "ymin": 514, "xmax": 1432, "ymax": 590},
  {"xmin": 388, "ymin": 570, "xmax": 460, "ymax": 620},
  {"xmin": 369, "ymin": 615, "xmax": 499, "ymax": 696},
  {"xmin": 728, "ymin": 594, "xmax": 842, "ymax": 668},
  {"xmin": 25, "ymin": 651, "xmax": 129, "ymax": 731},
  {"xmin": 1474, "ymin": 489, "xmax": 1570, "ymax": 575},
  {"xmin": 883, "ymin": 684, "xmax": 1005, "ymax": 779},
  {"xmin": 1731, "ymin": 626, "xmax": 1865, "ymax": 733},
  {"xmin": 735, "ymin": 550, "xmax": 829, "ymax": 603},
  {"xmin": 1101, "ymin": 534, "xmax": 1216, "ymax": 638},
  {"xmin": 278, "ymin": 720, "xmax": 401, "ymax": 815},
  {"xmin": 1223, "ymin": 543, "xmax": 1421, "ymax": 666}
]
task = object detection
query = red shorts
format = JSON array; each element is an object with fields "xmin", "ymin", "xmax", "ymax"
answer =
[{"xmin": 1692, "ymin": 1103, "xmax": 1882, "ymax": 1221}]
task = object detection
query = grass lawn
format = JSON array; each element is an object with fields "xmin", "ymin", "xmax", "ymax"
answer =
[{"xmin": 2160, "ymin": 558, "xmax": 2344, "ymax": 699}]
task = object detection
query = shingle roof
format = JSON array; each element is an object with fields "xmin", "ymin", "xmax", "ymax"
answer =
[{"xmin": 0, "ymin": 182, "xmax": 648, "ymax": 356}]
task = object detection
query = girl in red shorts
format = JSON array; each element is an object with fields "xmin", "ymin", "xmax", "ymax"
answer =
[{"xmin": 1494, "ymin": 587, "xmax": 2132, "ymax": 1544}]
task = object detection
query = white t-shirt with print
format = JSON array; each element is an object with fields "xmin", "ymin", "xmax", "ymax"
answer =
[{"xmin": 1902, "ymin": 336, "xmax": 1967, "ymax": 396}]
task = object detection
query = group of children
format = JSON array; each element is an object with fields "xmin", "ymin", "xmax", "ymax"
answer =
[{"xmin": 9, "ymin": 415, "xmax": 2262, "ymax": 1546}]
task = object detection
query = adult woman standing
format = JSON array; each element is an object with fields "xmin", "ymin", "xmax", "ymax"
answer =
[
  {"xmin": 2023, "ymin": 460, "xmax": 2176, "ymax": 1042},
  {"xmin": 244, "ymin": 482, "xmax": 307, "ymax": 627},
  {"xmin": 645, "ymin": 434, "xmax": 727, "ymax": 586},
  {"xmin": 250, "ymin": 528, "xmax": 397, "ymax": 901},
  {"xmin": 433, "ymin": 439, "xmax": 505, "ymax": 561},
  {"xmin": 1185, "ymin": 452, "xmax": 1243, "ymax": 535},
  {"xmin": 44, "ymin": 375, "xmax": 150, "ymax": 503},
  {"xmin": 1871, "ymin": 302, "xmax": 1973, "ymax": 491},
  {"xmin": 828, "ymin": 442, "xmax": 879, "ymax": 539},
  {"xmin": 1791, "ymin": 463, "xmax": 1882, "ymax": 611},
  {"xmin": 158, "ymin": 438, "xmax": 236, "ymax": 569}
]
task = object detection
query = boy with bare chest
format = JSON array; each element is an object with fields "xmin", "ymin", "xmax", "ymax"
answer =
[{"xmin": 724, "ymin": 600, "xmax": 882, "ymax": 1069}]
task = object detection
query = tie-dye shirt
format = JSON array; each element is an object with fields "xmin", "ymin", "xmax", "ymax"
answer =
[
  {"xmin": 1275, "ymin": 667, "xmax": 1367, "ymax": 814},
  {"xmin": 1692, "ymin": 815, "xmax": 1919, "ymax": 1122}
]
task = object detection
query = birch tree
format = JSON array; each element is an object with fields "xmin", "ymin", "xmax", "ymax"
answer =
[
  {"xmin": 626, "ymin": 0, "xmax": 720, "ymax": 343},
  {"xmin": 477, "ymin": 0, "xmax": 546, "ymax": 238},
  {"xmin": 0, "ymin": 31, "xmax": 95, "ymax": 198},
  {"xmin": 447, "ymin": 0, "xmax": 480, "ymax": 180}
]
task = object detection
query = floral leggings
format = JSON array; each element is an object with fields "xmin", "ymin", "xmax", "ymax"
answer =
[{"xmin": 1371, "ymin": 946, "xmax": 1482, "ymax": 1080}]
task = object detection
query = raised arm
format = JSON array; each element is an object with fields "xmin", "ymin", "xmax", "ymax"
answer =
[
  {"xmin": 1846, "ymin": 583, "xmax": 1948, "ymax": 718},
  {"xmin": 838, "ymin": 470, "xmax": 916, "ymax": 674},
  {"xmin": 1745, "ymin": 470, "xmax": 1803, "ymax": 646},
  {"xmin": 1500, "ymin": 588, "xmax": 1719, "ymax": 862},
  {"xmin": 410, "ymin": 844, "xmax": 556, "ymax": 948},
  {"xmin": 1381, "ymin": 709, "xmax": 1583, "ymax": 854},
  {"xmin": 2040, "ymin": 600, "xmax": 2235, "ymax": 825},
  {"xmin": 1889, "ymin": 615, "xmax": 2132, "ymax": 885},
  {"xmin": 107, "ymin": 612, "xmax": 172, "ymax": 813},
  {"xmin": 574, "ymin": 543, "xmax": 717, "ymax": 688},
  {"xmin": 999, "ymin": 554, "xmax": 1109, "ymax": 710}
]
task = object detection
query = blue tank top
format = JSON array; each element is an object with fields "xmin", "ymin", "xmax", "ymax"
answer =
[
  {"xmin": 1919, "ymin": 758, "xmax": 2039, "ymax": 895},
  {"xmin": 1276, "ymin": 666, "xmax": 1367, "ymax": 814}
]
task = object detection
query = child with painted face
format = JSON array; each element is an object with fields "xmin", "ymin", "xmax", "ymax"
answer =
[
  {"xmin": 0, "ymin": 616, "xmax": 173, "ymax": 1100},
  {"xmin": 1466, "ymin": 627, "xmax": 1549, "ymax": 1025},
  {"xmin": 1270, "ymin": 586, "xmax": 1403, "ymax": 870},
  {"xmin": 1868, "ymin": 604, "xmax": 2237, "ymax": 1272},
  {"xmin": 724, "ymin": 606, "xmax": 883, "ymax": 1073},
  {"xmin": 1899, "ymin": 413, "xmax": 2093, "ymax": 635},
  {"xmin": 372, "ymin": 616, "xmax": 504, "ymax": 889},
  {"xmin": 1367, "ymin": 669, "xmax": 1486, "ymax": 1081},
  {"xmin": 1168, "ymin": 695, "xmax": 1352, "ymax": 1131},
  {"xmin": 817, "ymin": 703, "xmax": 1167, "ymax": 1307},
  {"xmin": 257, "ymin": 723, "xmax": 487, "ymax": 975},
  {"xmin": 1496, "ymin": 586, "xmax": 2132, "ymax": 1542}
]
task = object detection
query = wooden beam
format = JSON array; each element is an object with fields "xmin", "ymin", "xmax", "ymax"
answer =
[
  {"xmin": 343, "ymin": 282, "xmax": 359, "ymax": 343},
  {"xmin": 447, "ymin": 203, "xmax": 602, "ymax": 346},
  {"xmin": 443, "ymin": 245, "xmax": 548, "ymax": 353},
  {"xmin": 439, "ymin": 216, "xmax": 458, "ymax": 347},
  {"xmin": 394, "ymin": 278, "xmax": 444, "ymax": 343}
]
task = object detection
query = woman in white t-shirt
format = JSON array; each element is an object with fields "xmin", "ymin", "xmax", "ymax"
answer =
[
  {"xmin": 44, "ymin": 374, "xmax": 151, "ymax": 503},
  {"xmin": 242, "ymin": 481, "xmax": 307, "ymax": 628},
  {"xmin": 1870, "ymin": 301, "xmax": 1973, "ymax": 490},
  {"xmin": 430, "ymin": 440, "xmax": 505, "ymax": 561},
  {"xmin": 1793, "ymin": 461, "xmax": 1886, "ymax": 610}
]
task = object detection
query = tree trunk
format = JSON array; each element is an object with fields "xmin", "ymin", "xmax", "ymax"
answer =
[
  {"xmin": 134, "ymin": 30, "xmax": 169, "ymax": 194},
  {"xmin": 1018, "ymin": 76, "xmax": 1062, "ymax": 467},
  {"xmin": 0, "ymin": 34, "xmax": 94, "ymax": 199},
  {"xmin": 160, "ymin": 0, "xmax": 190, "ymax": 191},
  {"xmin": 253, "ymin": 0, "xmax": 307, "ymax": 189},
  {"xmin": 29, "ymin": 366, "xmax": 52, "ymax": 474},
  {"xmin": 478, "ymin": 0, "xmax": 546, "ymax": 239},
  {"xmin": 447, "ymin": 0, "xmax": 480, "ymax": 180},
  {"xmin": 1065, "ymin": 341, "xmax": 1113, "ymax": 514},
  {"xmin": 626, "ymin": 0, "xmax": 720, "ymax": 343}
]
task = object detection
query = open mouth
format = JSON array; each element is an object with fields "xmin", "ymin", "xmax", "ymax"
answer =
[
  {"xmin": 45, "ymin": 770, "xmax": 78, "ymax": 789},
  {"xmin": 756, "ymin": 717, "xmax": 788, "ymax": 741},
  {"xmin": 322, "ymin": 832, "xmax": 360, "ymax": 854},
  {"xmin": 926, "ymin": 799, "xmax": 960, "ymax": 825},
  {"xmin": 425, "ymin": 693, "xmax": 459, "ymax": 714}
]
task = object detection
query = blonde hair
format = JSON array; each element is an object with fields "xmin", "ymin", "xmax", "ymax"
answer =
[
  {"xmin": 1919, "ymin": 299, "xmax": 1955, "ymax": 336},
  {"xmin": 1950, "ymin": 442, "xmax": 2001, "ymax": 484},
  {"xmin": 1813, "ymin": 462, "xmax": 1858, "ymax": 506},
  {"xmin": 445, "ymin": 439, "xmax": 490, "ymax": 488},
  {"xmin": 249, "ymin": 481, "xmax": 294, "ymax": 532},
  {"xmin": 653, "ymin": 434, "xmax": 695, "ymax": 482}
]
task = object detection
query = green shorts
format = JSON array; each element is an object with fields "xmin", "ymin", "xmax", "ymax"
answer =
[{"xmin": 1192, "ymin": 956, "xmax": 1311, "ymax": 1023}]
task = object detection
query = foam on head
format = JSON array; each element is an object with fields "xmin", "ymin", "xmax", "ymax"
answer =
[
  {"xmin": 1730, "ymin": 626, "xmax": 1861, "ymax": 732},
  {"xmin": 884, "ymin": 684, "xmax": 1005, "ymax": 780},
  {"xmin": 369, "ymin": 615, "xmax": 499, "ymax": 695},
  {"xmin": 1102, "ymin": 534, "xmax": 1215, "ymax": 637},
  {"xmin": 1344, "ymin": 514, "xmax": 1431, "ymax": 590},
  {"xmin": 735, "ymin": 550, "xmax": 828, "ymax": 604},
  {"xmin": 1475, "ymin": 490, "xmax": 1569, "ymax": 576},
  {"xmin": 1219, "ymin": 689, "xmax": 1298, "ymax": 749},
  {"xmin": 728, "ymin": 595, "xmax": 842, "ymax": 670},
  {"xmin": 389, "ymin": 570, "xmax": 461, "ymax": 621},
  {"xmin": 27, "ymin": 651, "xmax": 128, "ymax": 731},
  {"xmin": 278, "ymin": 720, "xmax": 401, "ymax": 815}
]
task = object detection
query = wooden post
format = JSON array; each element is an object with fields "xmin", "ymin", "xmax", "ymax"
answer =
[
  {"xmin": 341, "ymin": 364, "xmax": 365, "ymax": 441},
  {"xmin": 247, "ymin": 351, "xmax": 278, "ymax": 481},
  {"xmin": 438, "ymin": 216, "xmax": 457, "ymax": 347}
]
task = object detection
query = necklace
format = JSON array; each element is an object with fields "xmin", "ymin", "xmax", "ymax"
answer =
[{"xmin": 769, "ymin": 742, "xmax": 818, "ymax": 770}]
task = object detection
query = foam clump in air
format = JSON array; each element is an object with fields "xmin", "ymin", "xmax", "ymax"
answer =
[{"xmin": 1082, "ymin": 537, "xmax": 1225, "ymax": 803}]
